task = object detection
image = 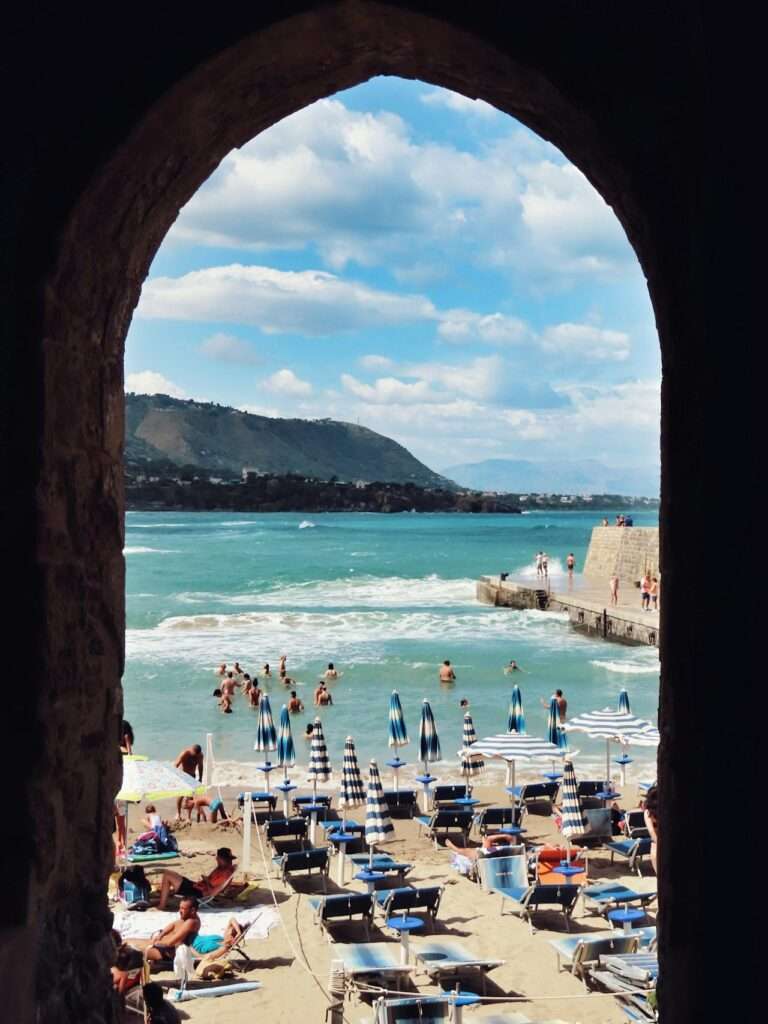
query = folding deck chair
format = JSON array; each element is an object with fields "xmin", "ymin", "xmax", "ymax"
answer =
[
  {"xmin": 416, "ymin": 809, "xmax": 473, "ymax": 846},
  {"xmin": 604, "ymin": 837, "xmax": 653, "ymax": 876},
  {"xmin": 413, "ymin": 939, "xmax": 505, "ymax": 992},
  {"xmin": 374, "ymin": 886, "xmax": 443, "ymax": 928},
  {"xmin": 308, "ymin": 892, "xmax": 374, "ymax": 939},
  {"xmin": 477, "ymin": 853, "xmax": 579, "ymax": 932},
  {"xmin": 548, "ymin": 932, "xmax": 638, "ymax": 987}
]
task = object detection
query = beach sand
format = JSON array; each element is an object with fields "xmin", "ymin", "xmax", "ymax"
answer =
[{"xmin": 115, "ymin": 781, "xmax": 655, "ymax": 1023}]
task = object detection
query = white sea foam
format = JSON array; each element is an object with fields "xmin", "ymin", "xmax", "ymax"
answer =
[
  {"xmin": 127, "ymin": 523, "xmax": 185, "ymax": 529},
  {"xmin": 590, "ymin": 657, "xmax": 659, "ymax": 675},
  {"xmin": 299, "ymin": 520, "xmax": 316, "ymax": 529},
  {"xmin": 516, "ymin": 557, "xmax": 567, "ymax": 578},
  {"xmin": 124, "ymin": 547, "xmax": 179, "ymax": 555}
]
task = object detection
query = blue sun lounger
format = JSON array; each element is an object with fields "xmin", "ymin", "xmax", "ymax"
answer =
[
  {"xmin": 549, "ymin": 933, "xmax": 638, "ymax": 987},
  {"xmin": 272, "ymin": 846, "xmax": 329, "ymax": 888},
  {"xmin": 308, "ymin": 892, "xmax": 374, "ymax": 939},
  {"xmin": 477, "ymin": 854, "xmax": 579, "ymax": 932},
  {"xmin": 266, "ymin": 816, "xmax": 309, "ymax": 852},
  {"xmin": 336, "ymin": 943, "xmax": 415, "ymax": 994},
  {"xmin": 372, "ymin": 994, "xmax": 478, "ymax": 1023},
  {"xmin": 349, "ymin": 853, "xmax": 413, "ymax": 882},
  {"xmin": 374, "ymin": 885, "xmax": 442, "ymax": 927},
  {"xmin": 383, "ymin": 790, "xmax": 419, "ymax": 817},
  {"xmin": 474, "ymin": 805, "xmax": 522, "ymax": 835},
  {"xmin": 507, "ymin": 781, "xmax": 559, "ymax": 807},
  {"xmin": 432, "ymin": 784, "xmax": 469, "ymax": 807},
  {"xmin": 605, "ymin": 837, "xmax": 653, "ymax": 876},
  {"xmin": 413, "ymin": 939, "xmax": 505, "ymax": 992},
  {"xmin": 416, "ymin": 809, "xmax": 473, "ymax": 846},
  {"xmin": 582, "ymin": 881, "xmax": 657, "ymax": 916}
]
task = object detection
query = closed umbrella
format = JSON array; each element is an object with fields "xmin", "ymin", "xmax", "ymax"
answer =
[
  {"xmin": 387, "ymin": 690, "xmax": 409, "ymax": 792},
  {"xmin": 275, "ymin": 705, "xmax": 297, "ymax": 816},
  {"xmin": 418, "ymin": 699, "xmax": 442, "ymax": 813},
  {"xmin": 614, "ymin": 690, "xmax": 632, "ymax": 782},
  {"xmin": 253, "ymin": 693, "xmax": 278, "ymax": 792},
  {"xmin": 559, "ymin": 758, "xmax": 587, "ymax": 866},
  {"xmin": 507, "ymin": 685, "xmax": 526, "ymax": 734},
  {"xmin": 336, "ymin": 736, "xmax": 365, "ymax": 882},
  {"xmin": 364, "ymin": 759, "xmax": 394, "ymax": 868},
  {"xmin": 307, "ymin": 717, "xmax": 332, "ymax": 844},
  {"xmin": 617, "ymin": 689, "xmax": 631, "ymax": 713},
  {"xmin": 546, "ymin": 696, "xmax": 568, "ymax": 750},
  {"xmin": 459, "ymin": 712, "xmax": 484, "ymax": 795}
]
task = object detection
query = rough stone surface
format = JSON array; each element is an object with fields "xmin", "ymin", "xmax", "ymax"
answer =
[
  {"xmin": 582, "ymin": 527, "xmax": 660, "ymax": 585},
  {"xmin": 0, "ymin": 2, "xmax": 760, "ymax": 1023}
]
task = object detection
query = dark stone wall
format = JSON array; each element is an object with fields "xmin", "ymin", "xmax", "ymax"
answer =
[{"xmin": 0, "ymin": 2, "xmax": 758, "ymax": 1021}]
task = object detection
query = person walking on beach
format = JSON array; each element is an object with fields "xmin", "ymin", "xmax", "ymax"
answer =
[
  {"xmin": 439, "ymin": 660, "xmax": 456, "ymax": 684},
  {"xmin": 640, "ymin": 572, "xmax": 652, "ymax": 610},
  {"xmin": 609, "ymin": 573, "xmax": 619, "ymax": 605},
  {"xmin": 174, "ymin": 745, "xmax": 204, "ymax": 819},
  {"xmin": 288, "ymin": 691, "xmax": 304, "ymax": 713}
]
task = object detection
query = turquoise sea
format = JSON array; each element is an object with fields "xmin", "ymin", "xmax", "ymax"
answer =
[{"xmin": 124, "ymin": 509, "xmax": 660, "ymax": 786}]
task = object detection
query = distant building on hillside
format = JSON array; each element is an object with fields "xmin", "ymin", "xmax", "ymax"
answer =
[{"xmin": 242, "ymin": 466, "xmax": 262, "ymax": 482}]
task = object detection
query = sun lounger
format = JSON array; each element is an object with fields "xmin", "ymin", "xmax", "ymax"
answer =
[
  {"xmin": 308, "ymin": 892, "xmax": 374, "ymax": 939},
  {"xmin": 549, "ymin": 933, "xmax": 638, "ymax": 987},
  {"xmin": 605, "ymin": 837, "xmax": 653, "ymax": 876},
  {"xmin": 582, "ymin": 881, "xmax": 656, "ymax": 915},
  {"xmin": 622, "ymin": 810, "xmax": 651, "ymax": 839},
  {"xmin": 432, "ymin": 784, "xmax": 469, "ymax": 807},
  {"xmin": 337, "ymin": 942, "xmax": 415, "ymax": 994},
  {"xmin": 349, "ymin": 853, "xmax": 413, "ymax": 882},
  {"xmin": 237, "ymin": 791, "xmax": 277, "ymax": 814},
  {"xmin": 413, "ymin": 939, "xmax": 504, "ymax": 992},
  {"xmin": 477, "ymin": 854, "xmax": 579, "ymax": 931},
  {"xmin": 475, "ymin": 805, "xmax": 522, "ymax": 835},
  {"xmin": 533, "ymin": 847, "xmax": 587, "ymax": 885},
  {"xmin": 265, "ymin": 817, "xmax": 309, "ymax": 854},
  {"xmin": 416, "ymin": 809, "xmax": 473, "ymax": 846},
  {"xmin": 293, "ymin": 794, "xmax": 332, "ymax": 815},
  {"xmin": 382, "ymin": 790, "xmax": 418, "ymax": 817},
  {"xmin": 272, "ymin": 846, "xmax": 329, "ymax": 888},
  {"xmin": 372, "ymin": 994, "xmax": 458, "ymax": 1023},
  {"xmin": 374, "ymin": 885, "xmax": 442, "ymax": 927},
  {"xmin": 507, "ymin": 781, "xmax": 559, "ymax": 807},
  {"xmin": 577, "ymin": 780, "xmax": 607, "ymax": 800},
  {"xmin": 600, "ymin": 952, "xmax": 658, "ymax": 985},
  {"xmin": 570, "ymin": 808, "xmax": 613, "ymax": 849}
]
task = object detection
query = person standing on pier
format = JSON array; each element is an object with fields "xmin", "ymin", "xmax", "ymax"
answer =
[
  {"xmin": 609, "ymin": 573, "xmax": 619, "ymax": 605},
  {"xmin": 535, "ymin": 551, "xmax": 544, "ymax": 578},
  {"xmin": 566, "ymin": 553, "xmax": 575, "ymax": 575},
  {"xmin": 640, "ymin": 572, "xmax": 652, "ymax": 610}
]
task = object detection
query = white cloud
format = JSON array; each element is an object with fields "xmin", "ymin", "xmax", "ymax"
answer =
[
  {"xmin": 400, "ymin": 356, "xmax": 504, "ymax": 401},
  {"xmin": 264, "ymin": 369, "xmax": 312, "ymax": 396},
  {"xmin": 137, "ymin": 264, "xmax": 437, "ymax": 335},
  {"xmin": 125, "ymin": 371, "xmax": 186, "ymax": 399},
  {"xmin": 419, "ymin": 89, "xmax": 498, "ymax": 119},
  {"xmin": 199, "ymin": 332, "xmax": 261, "ymax": 364},
  {"xmin": 359, "ymin": 354, "xmax": 395, "ymax": 371},
  {"xmin": 540, "ymin": 323, "xmax": 630, "ymax": 361},
  {"xmin": 438, "ymin": 310, "xmax": 530, "ymax": 346},
  {"xmin": 341, "ymin": 374, "xmax": 438, "ymax": 405}
]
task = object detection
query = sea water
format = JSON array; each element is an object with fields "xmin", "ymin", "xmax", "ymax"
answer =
[{"xmin": 124, "ymin": 509, "xmax": 660, "ymax": 786}]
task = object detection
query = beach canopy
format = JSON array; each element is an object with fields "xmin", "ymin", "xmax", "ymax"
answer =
[
  {"xmin": 277, "ymin": 705, "xmax": 296, "ymax": 769},
  {"xmin": 308, "ymin": 718, "xmax": 332, "ymax": 784},
  {"xmin": 467, "ymin": 733, "xmax": 566, "ymax": 790},
  {"xmin": 254, "ymin": 694, "xmax": 277, "ymax": 752},
  {"xmin": 617, "ymin": 688, "xmax": 631, "ymax": 713},
  {"xmin": 339, "ymin": 736, "xmax": 366, "ymax": 809},
  {"xmin": 388, "ymin": 691, "xmax": 409, "ymax": 748},
  {"xmin": 560, "ymin": 759, "xmax": 587, "ymax": 841},
  {"xmin": 364, "ymin": 759, "xmax": 394, "ymax": 846},
  {"xmin": 507, "ymin": 684, "xmax": 526, "ymax": 734},
  {"xmin": 546, "ymin": 696, "xmax": 569, "ymax": 750},
  {"xmin": 418, "ymin": 699, "xmax": 442, "ymax": 771},
  {"xmin": 118, "ymin": 757, "xmax": 205, "ymax": 803},
  {"xmin": 460, "ymin": 712, "xmax": 484, "ymax": 778},
  {"xmin": 565, "ymin": 707, "xmax": 658, "ymax": 780}
]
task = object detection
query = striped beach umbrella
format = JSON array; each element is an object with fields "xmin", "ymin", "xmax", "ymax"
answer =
[
  {"xmin": 468, "ymin": 733, "xmax": 566, "ymax": 791},
  {"xmin": 566, "ymin": 707, "xmax": 657, "ymax": 781},
  {"xmin": 365, "ymin": 759, "xmax": 394, "ymax": 866},
  {"xmin": 507, "ymin": 684, "xmax": 526, "ymax": 734},
  {"xmin": 339, "ymin": 736, "xmax": 366, "ymax": 811},
  {"xmin": 276, "ymin": 705, "xmax": 296, "ymax": 777},
  {"xmin": 418, "ymin": 699, "xmax": 442, "ymax": 774},
  {"xmin": 617, "ymin": 689, "xmax": 631, "ymax": 713},
  {"xmin": 460, "ymin": 712, "xmax": 484, "ymax": 783},
  {"xmin": 559, "ymin": 758, "xmax": 587, "ymax": 864},
  {"xmin": 546, "ymin": 696, "xmax": 568, "ymax": 750},
  {"xmin": 307, "ymin": 717, "xmax": 331, "ymax": 799},
  {"xmin": 254, "ymin": 694, "xmax": 277, "ymax": 752},
  {"xmin": 387, "ymin": 690, "xmax": 409, "ymax": 792}
]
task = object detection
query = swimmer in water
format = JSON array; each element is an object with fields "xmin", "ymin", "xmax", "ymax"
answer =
[
  {"xmin": 262, "ymin": 663, "xmax": 271, "ymax": 678},
  {"xmin": 439, "ymin": 660, "xmax": 456, "ymax": 684},
  {"xmin": 324, "ymin": 662, "xmax": 339, "ymax": 681},
  {"xmin": 504, "ymin": 659, "xmax": 525, "ymax": 674}
]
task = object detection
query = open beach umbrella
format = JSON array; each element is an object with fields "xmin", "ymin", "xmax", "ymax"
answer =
[
  {"xmin": 387, "ymin": 691, "xmax": 409, "ymax": 792},
  {"xmin": 468, "ymin": 733, "xmax": 567, "ymax": 791},
  {"xmin": 364, "ymin": 759, "xmax": 394, "ymax": 868},
  {"xmin": 459, "ymin": 712, "xmax": 484, "ymax": 794},
  {"xmin": 559, "ymin": 758, "xmax": 587, "ymax": 865},
  {"xmin": 617, "ymin": 689, "xmax": 631, "ymax": 713},
  {"xmin": 566, "ymin": 707, "xmax": 657, "ymax": 782},
  {"xmin": 118, "ymin": 756, "xmax": 206, "ymax": 803},
  {"xmin": 253, "ymin": 694, "xmax": 278, "ymax": 792},
  {"xmin": 507, "ymin": 684, "xmax": 526, "ymax": 734},
  {"xmin": 418, "ymin": 699, "xmax": 442, "ymax": 812}
]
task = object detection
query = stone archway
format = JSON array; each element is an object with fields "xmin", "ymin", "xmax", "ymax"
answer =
[{"xmin": 2, "ymin": 3, "xmax": 750, "ymax": 1022}]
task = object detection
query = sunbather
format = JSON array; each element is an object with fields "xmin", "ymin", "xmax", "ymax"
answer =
[
  {"xmin": 156, "ymin": 847, "xmax": 236, "ymax": 910},
  {"xmin": 445, "ymin": 834, "xmax": 517, "ymax": 873},
  {"xmin": 130, "ymin": 897, "xmax": 201, "ymax": 960},
  {"xmin": 191, "ymin": 917, "xmax": 247, "ymax": 960}
]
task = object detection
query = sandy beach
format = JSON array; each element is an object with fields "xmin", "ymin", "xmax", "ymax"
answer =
[{"xmin": 113, "ymin": 779, "xmax": 655, "ymax": 1023}]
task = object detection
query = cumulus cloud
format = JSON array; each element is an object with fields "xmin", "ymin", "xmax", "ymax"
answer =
[
  {"xmin": 438, "ymin": 310, "xmax": 530, "ymax": 346},
  {"xmin": 199, "ymin": 332, "xmax": 261, "ymax": 364},
  {"xmin": 540, "ymin": 323, "xmax": 630, "ymax": 361},
  {"xmin": 137, "ymin": 264, "xmax": 437, "ymax": 335},
  {"xmin": 125, "ymin": 371, "xmax": 186, "ymax": 398},
  {"xmin": 263, "ymin": 369, "xmax": 312, "ymax": 396},
  {"xmin": 359, "ymin": 354, "xmax": 395, "ymax": 371},
  {"xmin": 419, "ymin": 88, "xmax": 498, "ymax": 119}
]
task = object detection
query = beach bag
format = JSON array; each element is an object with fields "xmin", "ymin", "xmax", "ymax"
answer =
[
  {"xmin": 120, "ymin": 866, "xmax": 151, "ymax": 907},
  {"xmin": 154, "ymin": 823, "xmax": 178, "ymax": 853}
]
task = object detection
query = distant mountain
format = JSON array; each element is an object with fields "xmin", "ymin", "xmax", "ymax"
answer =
[
  {"xmin": 442, "ymin": 458, "xmax": 659, "ymax": 497},
  {"xmin": 125, "ymin": 393, "xmax": 453, "ymax": 488}
]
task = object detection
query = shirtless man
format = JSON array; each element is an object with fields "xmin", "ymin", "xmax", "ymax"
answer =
[
  {"xmin": 215, "ymin": 663, "xmax": 227, "ymax": 678},
  {"xmin": 232, "ymin": 661, "xmax": 244, "ymax": 679},
  {"xmin": 130, "ymin": 897, "xmax": 201, "ymax": 960},
  {"xmin": 324, "ymin": 662, "xmax": 339, "ymax": 681},
  {"xmin": 156, "ymin": 848, "xmax": 236, "ymax": 910},
  {"xmin": 248, "ymin": 681, "xmax": 262, "ymax": 707},
  {"xmin": 609, "ymin": 573, "xmax": 619, "ymax": 605},
  {"xmin": 551, "ymin": 689, "xmax": 567, "ymax": 723},
  {"xmin": 221, "ymin": 672, "xmax": 238, "ymax": 700},
  {"xmin": 183, "ymin": 794, "xmax": 228, "ymax": 823},
  {"xmin": 287, "ymin": 690, "xmax": 304, "ymax": 713},
  {"xmin": 640, "ymin": 572, "xmax": 652, "ymax": 610},
  {"xmin": 650, "ymin": 577, "xmax": 659, "ymax": 611},
  {"xmin": 566, "ymin": 553, "xmax": 575, "ymax": 575},
  {"xmin": 314, "ymin": 683, "xmax": 333, "ymax": 706},
  {"xmin": 278, "ymin": 654, "xmax": 287, "ymax": 675},
  {"xmin": 175, "ymin": 745, "xmax": 204, "ymax": 819},
  {"xmin": 439, "ymin": 660, "xmax": 456, "ymax": 684},
  {"xmin": 504, "ymin": 659, "xmax": 525, "ymax": 674}
]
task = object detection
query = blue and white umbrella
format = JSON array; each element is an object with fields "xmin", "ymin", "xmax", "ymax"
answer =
[
  {"xmin": 277, "ymin": 705, "xmax": 296, "ymax": 778},
  {"xmin": 339, "ymin": 736, "xmax": 366, "ymax": 812},
  {"xmin": 365, "ymin": 758, "xmax": 394, "ymax": 867},
  {"xmin": 617, "ymin": 689, "xmax": 631, "ymax": 713},
  {"xmin": 254, "ymin": 693, "xmax": 278, "ymax": 791},
  {"xmin": 459, "ymin": 712, "xmax": 484, "ymax": 790},
  {"xmin": 507, "ymin": 684, "xmax": 526, "ymax": 734},
  {"xmin": 559, "ymin": 758, "xmax": 587, "ymax": 864},
  {"xmin": 468, "ymin": 733, "xmax": 566, "ymax": 791},
  {"xmin": 307, "ymin": 717, "xmax": 332, "ymax": 799},
  {"xmin": 566, "ymin": 707, "xmax": 658, "ymax": 782},
  {"xmin": 418, "ymin": 699, "xmax": 442, "ymax": 774},
  {"xmin": 387, "ymin": 690, "xmax": 409, "ymax": 791},
  {"xmin": 546, "ymin": 696, "xmax": 569, "ymax": 750}
]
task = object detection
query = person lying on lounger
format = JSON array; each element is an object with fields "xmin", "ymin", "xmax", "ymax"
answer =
[
  {"xmin": 156, "ymin": 847, "xmax": 236, "ymax": 910},
  {"xmin": 129, "ymin": 896, "xmax": 201, "ymax": 961},
  {"xmin": 445, "ymin": 834, "xmax": 516, "ymax": 861},
  {"xmin": 190, "ymin": 917, "xmax": 248, "ymax": 961}
]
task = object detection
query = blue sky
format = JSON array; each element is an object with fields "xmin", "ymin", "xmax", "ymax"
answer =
[{"xmin": 126, "ymin": 77, "xmax": 660, "ymax": 475}]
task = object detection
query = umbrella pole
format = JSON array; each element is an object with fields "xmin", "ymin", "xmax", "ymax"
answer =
[
  {"xmin": 241, "ymin": 793, "xmax": 252, "ymax": 877},
  {"xmin": 393, "ymin": 763, "xmax": 399, "ymax": 794},
  {"xmin": 606, "ymin": 739, "xmax": 611, "ymax": 786}
]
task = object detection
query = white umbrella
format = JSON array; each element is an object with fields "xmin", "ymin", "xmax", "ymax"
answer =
[
  {"xmin": 468, "ymin": 733, "xmax": 567, "ymax": 792},
  {"xmin": 566, "ymin": 708, "xmax": 658, "ymax": 782}
]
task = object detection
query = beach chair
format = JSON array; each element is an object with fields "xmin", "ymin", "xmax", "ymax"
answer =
[
  {"xmin": 432, "ymin": 784, "xmax": 468, "ymax": 807},
  {"xmin": 477, "ymin": 854, "xmax": 579, "ymax": 932},
  {"xmin": 570, "ymin": 808, "xmax": 613, "ymax": 850},
  {"xmin": 293, "ymin": 794, "xmax": 332, "ymax": 816},
  {"xmin": 549, "ymin": 933, "xmax": 638, "ymax": 988},
  {"xmin": 582, "ymin": 881, "xmax": 657, "ymax": 916},
  {"xmin": 508, "ymin": 781, "xmax": 559, "ymax": 808},
  {"xmin": 383, "ymin": 790, "xmax": 419, "ymax": 818},
  {"xmin": 416, "ymin": 809, "xmax": 473, "ymax": 846},
  {"xmin": 532, "ymin": 846, "xmax": 587, "ymax": 885},
  {"xmin": 349, "ymin": 853, "xmax": 413, "ymax": 883},
  {"xmin": 337, "ymin": 942, "xmax": 415, "ymax": 996},
  {"xmin": 273, "ymin": 847, "xmax": 329, "ymax": 889},
  {"xmin": 308, "ymin": 892, "xmax": 374, "ymax": 939},
  {"xmin": 237, "ymin": 791, "xmax": 277, "ymax": 815},
  {"xmin": 266, "ymin": 816, "xmax": 309, "ymax": 853},
  {"xmin": 600, "ymin": 952, "xmax": 658, "ymax": 985},
  {"xmin": 622, "ymin": 810, "xmax": 651, "ymax": 839},
  {"xmin": 474, "ymin": 844, "xmax": 525, "ymax": 887},
  {"xmin": 577, "ymin": 780, "xmax": 607, "ymax": 804},
  {"xmin": 413, "ymin": 939, "xmax": 505, "ymax": 992},
  {"xmin": 475, "ymin": 805, "xmax": 522, "ymax": 835},
  {"xmin": 372, "ymin": 995, "xmax": 455, "ymax": 1023},
  {"xmin": 374, "ymin": 885, "xmax": 443, "ymax": 928},
  {"xmin": 605, "ymin": 837, "xmax": 653, "ymax": 876}
]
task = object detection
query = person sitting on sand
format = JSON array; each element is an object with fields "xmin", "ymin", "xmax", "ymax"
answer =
[
  {"xmin": 439, "ymin": 660, "xmax": 456, "ymax": 684},
  {"xmin": 174, "ymin": 745, "xmax": 204, "ymax": 819},
  {"xmin": 324, "ymin": 662, "xmax": 339, "ymax": 681},
  {"xmin": 142, "ymin": 804, "xmax": 164, "ymax": 833},
  {"xmin": 288, "ymin": 690, "xmax": 304, "ymax": 713},
  {"xmin": 155, "ymin": 848, "xmax": 237, "ymax": 910},
  {"xmin": 130, "ymin": 896, "xmax": 201, "ymax": 958}
]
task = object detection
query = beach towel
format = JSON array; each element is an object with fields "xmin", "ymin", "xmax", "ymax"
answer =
[{"xmin": 113, "ymin": 904, "xmax": 279, "ymax": 942}]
